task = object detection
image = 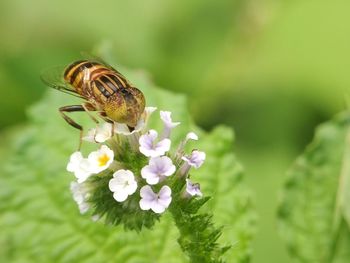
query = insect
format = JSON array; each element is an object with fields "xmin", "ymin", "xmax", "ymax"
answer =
[{"xmin": 41, "ymin": 59, "xmax": 146, "ymax": 148}]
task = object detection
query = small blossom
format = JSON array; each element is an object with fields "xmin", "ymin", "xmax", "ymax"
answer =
[
  {"xmin": 83, "ymin": 123, "xmax": 113, "ymax": 143},
  {"xmin": 141, "ymin": 156, "xmax": 176, "ymax": 185},
  {"xmin": 95, "ymin": 123, "xmax": 114, "ymax": 142},
  {"xmin": 182, "ymin": 150, "xmax": 206, "ymax": 169},
  {"xmin": 186, "ymin": 132, "xmax": 198, "ymax": 141},
  {"xmin": 139, "ymin": 129, "xmax": 171, "ymax": 157},
  {"xmin": 113, "ymin": 123, "xmax": 136, "ymax": 135},
  {"xmin": 82, "ymin": 128, "xmax": 97, "ymax": 143},
  {"xmin": 186, "ymin": 179, "xmax": 203, "ymax": 197},
  {"xmin": 175, "ymin": 132, "xmax": 199, "ymax": 162},
  {"xmin": 70, "ymin": 181, "xmax": 90, "ymax": 214},
  {"xmin": 114, "ymin": 107, "xmax": 157, "ymax": 135},
  {"xmin": 160, "ymin": 111, "xmax": 180, "ymax": 139},
  {"xmin": 138, "ymin": 106, "xmax": 158, "ymax": 131},
  {"xmin": 88, "ymin": 145, "xmax": 114, "ymax": 173},
  {"xmin": 139, "ymin": 185, "xmax": 172, "ymax": 213},
  {"xmin": 91, "ymin": 215, "xmax": 100, "ymax": 222},
  {"xmin": 67, "ymin": 152, "xmax": 92, "ymax": 183},
  {"xmin": 109, "ymin": 169, "xmax": 138, "ymax": 202}
]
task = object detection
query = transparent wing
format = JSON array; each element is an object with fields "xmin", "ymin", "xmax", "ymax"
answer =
[
  {"xmin": 80, "ymin": 51, "xmax": 133, "ymax": 86},
  {"xmin": 41, "ymin": 66, "xmax": 84, "ymax": 99}
]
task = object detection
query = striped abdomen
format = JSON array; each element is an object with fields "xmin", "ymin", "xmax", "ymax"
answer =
[{"xmin": 63, "ymin": 60, "xmax": 128, "ymax": 101}]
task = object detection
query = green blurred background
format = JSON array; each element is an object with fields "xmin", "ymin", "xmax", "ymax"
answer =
[{"xmin": 1, "ymin": 0, "xmax": 349, "ymax": 262}]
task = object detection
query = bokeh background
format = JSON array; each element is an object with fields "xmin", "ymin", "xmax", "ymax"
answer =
[{"xmin": 1, "ymin": 0, "xmax": 349, "ymax": 262}]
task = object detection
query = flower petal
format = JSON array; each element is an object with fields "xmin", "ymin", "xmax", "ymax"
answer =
[
  {"xmin": 159, "ymin": 185, "xmax": 172, "ymax": 199},
  {"xmin": 160, "ymin": 111, "xmax": 180, "ymax": 128},
  {"xmin": 186, "ymin": 178, "xmax": 203, "ymax": 196},
  {"xmin": 163, "ymin": 163, "xmax": 176, "ymax": 177},
  {"xmin": 139, "ymin": 186, "xmax": 157, "ymax": 210},
  {"xmin": 126, "ymin": 181, "xmax": 138, "ymax": 195},
  {"xmin": 140, "ymin": 185, "xmax": 156, "ymax": 200},
  {"xmin": 155, "ymin": 138, "xmax": 171, "ymax": 153},
  {"xmin": 141, "ymin": 165, "xmax": 154, "ymax": 178},
  {"xmin": 113, "ymin": 191, "xmax": 129, "ymax": 202},
  {"xmin": 158, "ymin": 196, "xmax": 172, "ymax": 208},
  {"xmin": 150, "ymin": 202, "xmax": 166, "ymax": 213},
  {"xmin": 75, "ymin": 159, "xmax": 93, "ymax": 183},
  {"xmin": 67, "ymin": 152, "xmax": 83, "ymax": 172},
  {"xmin": 88, "ymin": 145, "xmax": 114, "ymax": 173},
  {"xmin": 108, "ymin": 177, "xmax": 124, "ymax": 192},
  {"xmin": 94, "ymin": 123, "xmax": 113, "ymax": 142},
  {"xmin": 182, "ymin": 150, "xmax": 206, "ymax": 169},
  {"xmin": 145, "ymin": 174, "xmax": 160, "ymax": 185},
  {"xmin": 82, "ymin": 129, "xmax": 97, "ymax": 142},
  {"xmin": 186, "ymin": 132, "xmax": 198, "ymax": 141},
  {"xmin": 109, "ymin": 169, "xmax": 137, "ymax": 201},
  {"xmin": 139, "ymin": 198, "xmax": 153, "ymax": 211}
]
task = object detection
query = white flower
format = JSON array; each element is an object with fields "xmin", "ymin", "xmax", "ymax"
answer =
[
  {"xmin": 141, "ymin": 156, "xmax": 176, "ymax": 185},
  {"xmin": 182, "ymin": 150, "xmax": 206, "ymax": 169},
  {"xmin": 83, "ymin": 129, "xmax": 97, "ymax": 143},
  {"xmin": 95, "ymin": 123, "xmax": 113, "ymax": 142},
  {"xmin": 139, "ymin": 185, "xmax": 172, "ymax": 213},
  {"xmin": 186, "ymin": 179, "xmax": 203, "ymax": 197},
  {"xmin": 91, "ymin": 215, "xmax": 100, "ymax": 222},
  {"xmin": 67, "ymin": 152, "xmax": 93, "ymax": 183},
  {"xmin": 185, "ymin": 132, "xmax": 198, "ymax": 141},
  {"xmin": 139, "ymin": 129, "xmax": 171, "ymax": 157},
  {"xmin": 160, "ymin": 111, "xmax": 180, "ymax": 139},
  {"xmin": 109, "ymin": 169, "xmax": 138, "ymax": 202},
  {"xmin": 113, "ymin": 123, "xmax": 136, "ymax": 135},
  {"xmin": 114, "ymin": 107, "xmax": 157, "ymax": 135},
  {"xmin": 70, "ymin": 181, "xmax": 90, "ymax": 214},
  {"xmin": 88, "ymin": 145, "xmax": 114, "ymax": 173},
  {"xmin": 83, "ymin": 123, "xmax": 113, "ymax": 143}
]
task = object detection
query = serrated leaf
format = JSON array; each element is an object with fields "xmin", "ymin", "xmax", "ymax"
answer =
[
  {"xmin": 0, "ymin": 67, "xmax": 255, "ymax": 263},
  {"xmin": 278, "ymin": 112, "xmax": 350, "ymax": 263}
]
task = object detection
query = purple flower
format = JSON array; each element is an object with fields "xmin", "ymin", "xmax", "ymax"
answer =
[
  {"xmin": 186, "ymin": 179, "xmax": 203, "ymax": 197},
  {"xmin": 139, "ymin": 129, "xmax": 171, "ymax": 157},
  {"xmin": 182, "ymin": 150, "xmax": 206, "ymax": 169},
  {"xmin": 141, "ymin": 156, "xmax": 176, "ymax": 185},
  {"xmin": 139, "ymin": 185, "xmax": 172, "ymax": 213},
  {"xmin": 175, "ymin": 132, "xmax": 199, "ymax": 162},
  {"xmin": 160, "ymin": 111, "xmax": 180, "ymax": 139}
]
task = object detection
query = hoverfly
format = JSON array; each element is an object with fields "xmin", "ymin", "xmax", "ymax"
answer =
[{"xmin": 41, "ymin": 58, "xmax": 145, "ymax": 148}]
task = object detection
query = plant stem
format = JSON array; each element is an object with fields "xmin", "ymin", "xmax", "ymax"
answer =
[{"xmin": 169, "ymin": 196, "xmax": 229, "ymax": 263}]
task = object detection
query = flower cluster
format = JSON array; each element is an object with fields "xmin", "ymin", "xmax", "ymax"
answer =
[{"xmin": 67, "ymin": 107, "xmax": 206, "ymax": 225}]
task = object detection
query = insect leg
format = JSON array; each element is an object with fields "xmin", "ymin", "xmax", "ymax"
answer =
[
  {"xmin": 59, "ymin": 105, "xmax": 85, "ymax": 129},
  {"xmin": 59, "ymin": 105, "xmax": 92, "ymax": 150},
  {"xmin": 82, "ymin": 103, "xmax": 99, "ymax": 124}
]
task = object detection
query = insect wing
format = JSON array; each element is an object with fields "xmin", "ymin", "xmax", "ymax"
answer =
[
  {"xmin": 81, "ymin": 51, "xmax": 133, "ymax": 86},
  {"xmin": 41, "ymin": 66, "xmax": 84, "ymax": 98}
]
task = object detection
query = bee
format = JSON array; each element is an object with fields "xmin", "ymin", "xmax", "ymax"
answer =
[{"xmin": 41, "ymin": 59, "xmax": 145, "ymax": 147}]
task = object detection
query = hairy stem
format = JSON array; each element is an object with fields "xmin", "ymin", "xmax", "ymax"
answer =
[{"xmin": 169, "ymin": 195, "xmax": 230, "ymax": 263}]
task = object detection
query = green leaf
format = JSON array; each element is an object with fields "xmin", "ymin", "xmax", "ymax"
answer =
[
  {"xmin": 0, "ymin": 68, "xmax": 255, "ymax": 263},
  {"xmin": 278, "ymin": 111, "xmax": 350, "ymax": 262}
]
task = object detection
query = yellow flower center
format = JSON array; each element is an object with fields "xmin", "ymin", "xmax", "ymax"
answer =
[{"xmin": 98, "ymin": 154, "xmax": 110, "ymax": 167}]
